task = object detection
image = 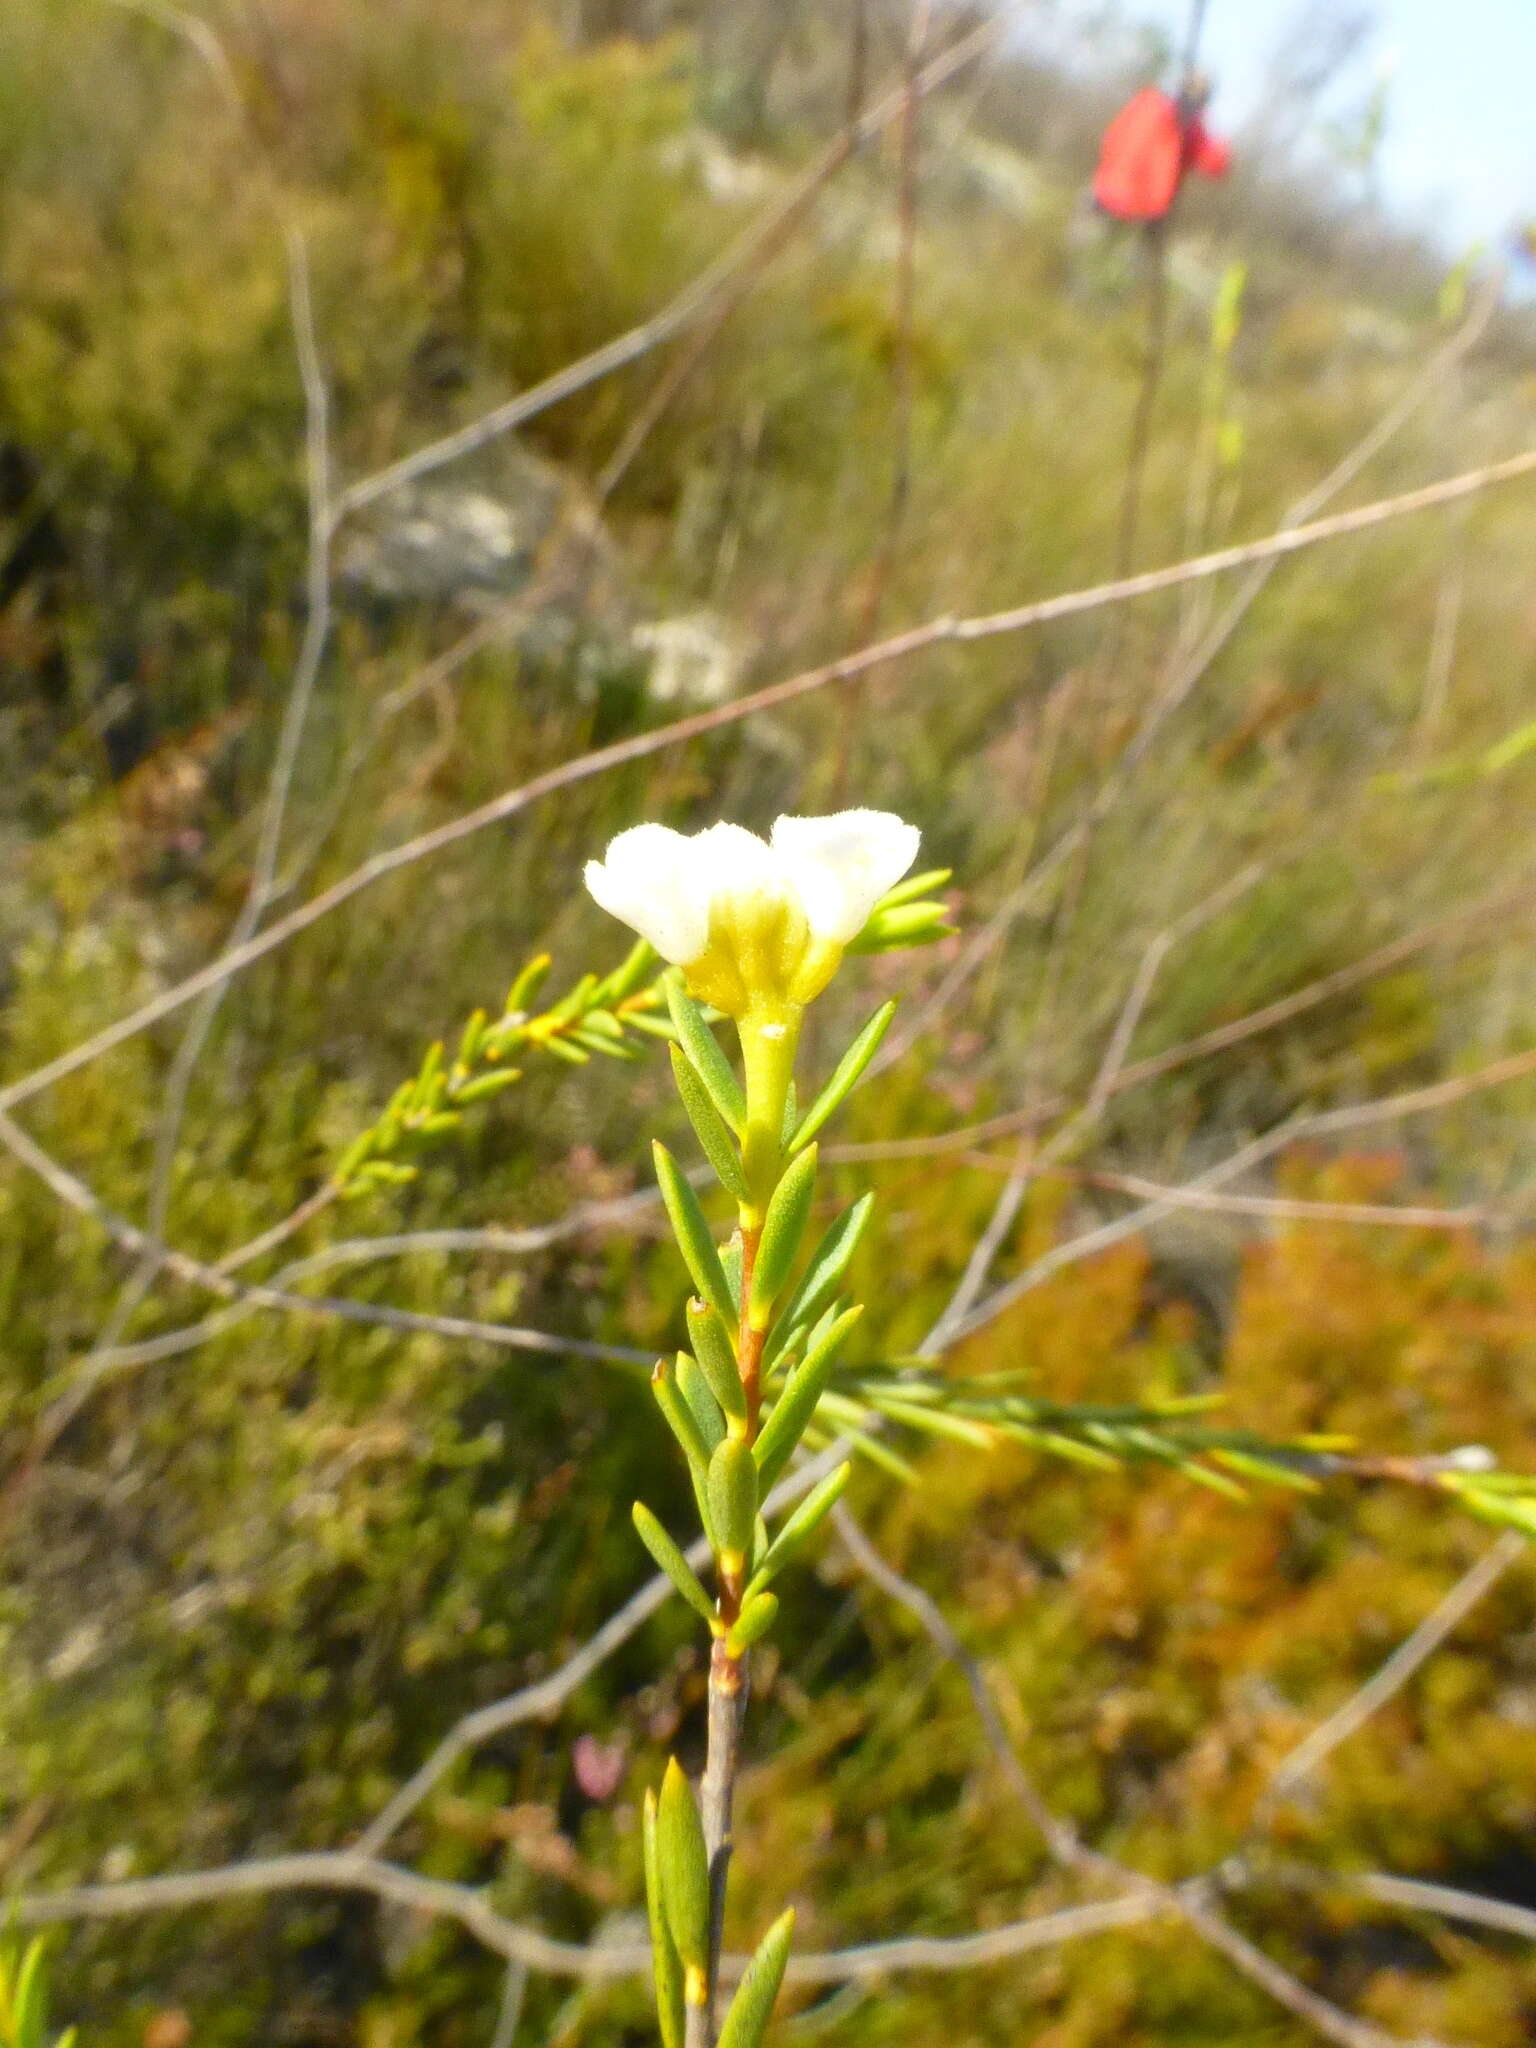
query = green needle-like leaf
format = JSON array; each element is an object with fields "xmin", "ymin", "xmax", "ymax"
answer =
[
  {"xmin": 686, "ymin": 1298, "xmax": 747, "ymax": 1430},
  {"xmin": 717, "ymin": 1909, "xmax": 796, "ymax": 2048},
  {"xmin": 643, "ymin": 1789, "xmax": 686, "ymax": 2048},
  {"xmin": 721, "ymin": 1234, "xmax": 744, "ymax": 1318},
  {"xmin": 506, "ymin": 953, "xmax": 553, "ymax": 1013},
  {"xmin": 671, "ymin": 1046, "xmax": 751, "ymax": 1200},
  {"xmin": 754, "ymin": 1306, "xmax": 863, "ymax": 1491},
  {"xmin": 788, "ymin": 1002, "xmax": 896, "ymax": 1154},
  {"xmin": 451, "ymin": 1069, "xmax": 521, "ymax": 1105},
  {"xmin": 749, "ymin": 1145, "xmax": 818, "ymax": 1327},
  {"xmin": 677, "ymin": 1353, "xmax": 726, "ymax": 1453},
  {"xmin": 652, "ymin": 1359, "xmax": 716, "ymax": 1542},
  {"xmin": 657, "ymin": 1758, "xmax": 711, "ymax": 1974},
  {"xmin": 877, "ymin": 866, "xmax": 953, "ymax": 910},
  {"xmin": 654, "ymin": 1142, "xmax": 736, "ymax": 1328},
  {"xmin": 725, "ymin": 1590, "xmax": 779, "ymax": 1657},
  {"xmin": 707, "ymin": 1437, "xmax": 758, "ymax": 1565},
  {"xmin": 746, "ymin": 1462, "xmax": 850, "ymax": 1600},
  {"xmin": 763, "ymin": 1194, "xmax": 874, "ymax": 1368},
  {"xmin": 594, "ymin": 937, "xmax": 658, "ymax": 1005},
  {"xmin": 666, "ymin": 970, "xmax": 746, "ymax": 1132},
  {"xmin": 633, "ymin": 1503, "xmax": 717, "ymax": 1628}
]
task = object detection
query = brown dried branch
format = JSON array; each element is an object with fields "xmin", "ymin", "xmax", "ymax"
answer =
[{"xmin": 6, "ymin": 446, "xmax": 1534, "ymax": 1125}]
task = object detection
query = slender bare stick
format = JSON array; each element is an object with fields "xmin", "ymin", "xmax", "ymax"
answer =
[
  {"xmin": 89, "ymin": 228, "xmax": 333, "ymax": 1362},
  {"xmin": 9, "ymin": 1847, "xmax": 1158, "ymax": 1982},
  {"xmin": 835, "ymin": 1508, "xmax": 1435, "ymax": 2048},
  {"xmin": 333, "ymin": 16, "xmax": 1006, "ymax": 523},
  {"xmin": 1260, "ymin": 1532, "xmax": 1526, "ymax": 1817},
  {"xmin": 7, "ymin": 442, "xmax": 1534, "ymax": 1126}
]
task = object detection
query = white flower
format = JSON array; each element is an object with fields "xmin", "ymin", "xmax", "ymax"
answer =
[{"xmin": 584, "ymin": 810, "xmax": 919, "ymax": 1014}]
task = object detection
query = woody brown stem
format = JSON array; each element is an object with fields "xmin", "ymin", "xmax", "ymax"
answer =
[{"xmin": 696, "ymin": 1636, "xmax": 748, "ymax": 2044}]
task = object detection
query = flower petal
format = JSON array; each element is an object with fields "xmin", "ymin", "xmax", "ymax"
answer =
[
  {"xmin": 770, "ymin": 810, "xmax": 921, "ymax": 945},
  {"xmin": 584, "ymin": 824, "xmax": 713, "ymax": 964},
  {"xmin": 690, "ymin": 822, "xmax": 781, "ymax": 907}
]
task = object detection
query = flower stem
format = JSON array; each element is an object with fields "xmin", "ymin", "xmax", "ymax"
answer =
[{"xmin": 737, "ymin": 1004, "xmax": 801, "ymax": 1219}]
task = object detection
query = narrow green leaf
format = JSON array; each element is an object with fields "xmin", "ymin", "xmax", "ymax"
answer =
[
  {"xmin": 789, "ymin": 1003, "xmax": 896, "ymax": 1155},
  {"xmin": 746, "ymin": 1462, "xmax": 850, "ymax": 1600},
  {"xmin": 870, "ymin": 1396, "xmax": 993, "ymax": 1449},
  {"xmin": 579, "ymin": 1009, "xmax": 626, "ymax": 1041},
  {"xmin": 545, "ymin": 971, "xmax": 599, "ymax": 1025},
  {"xmin": 654, "ymin": 1142, "xmax": 735, "ymax": 1328},
  {"xmin": 671, "ymin": 1046, "xmax": 751, "ymax": 1201},
  {"xmin": 677, "ymin": 1352, "xmax": 726, "ymax": 1453},
  {"xmin": 451, "ymin": 1068, "xmax": 521, "ymax": 1105},
  {"xmin": 763, "ymin": 1195, "xmax": 873, "ymax": 1368},
  {"xmin": 686, "ymin": 1298, "xmax": 747, "ymax": 1429},
  {"xmin": 1209, "ymin": 1448, "xmax": 1320, "ymax": 1494},
  {"xmin": 657, "ymin": 1758, "xmax": 711, "ymax": 1973},
  {"xmin": 717, "ymin": 1909, "xmax": 796, "ymax": 2048},
  {"xmin": 652, "ymin": 1359, "xmax": 716, "ymax": 1541},
  {"xmin": 721, "ymin": 1234, "xmax": 744, "ymax": 1318},
  {"xmin": 666, "ymin": 970, "xmax": 746, "ymax": 1132},
  {"xmin": 708, "ymin": 1437, "xmax": 758, "ymax": 1565},
  {"xmin": 725, "ymin": 1590, "xmax": 779, "ymax": 1657},
  {"xmin": 457, "ymin": 1007, "xmax": 488, "ymax": 1069},
  {"xmin": 541, "ymin": 1035, "xmax": 590, "ymax": 1064},
  {"xmin": 333, "ymin": 1132, "xmax": 375, "ymax": 1182},
  {"xmin": 15, "ymin": 1938, "xmax": 48, "ymax": 2048},
  {"xmin": 594, "ymin": 937, "xmax": 658, "ymax": 1006},
  {"xmin": 780, "ymin": 1079, "xmax": 798, "ymax": 1147},
  {"xmin": 506, "ymin": 952, "xmax": 553, "ymax": 1013},
  {"xmin": 623, "ymin": 1009, "xmax": 680, "ymax": 1039},
  {"xmin": 837, "ymin": 1421, "xmax": 920, "ymax": 1484},
  {"xmin": 748, "ymin": 1145, "xmax": 819, "ymax": 1327},
  {"xmin": 847, "ymin": 901, "xmax": 954, "ymax": 953},
  {"xmin": 754, "ymin": 1307, "xmax": 863, "ymax": 1492},
  {"xmin": 644, "ymin": 1789, "xmax": 687, "ymax": 2048},
  {"xmin": 875, "ymin": 866, "xmax": 952, "ymax": 911},
  {"xmin": 633, "ymin": 1502, "xmax": 718, "ymax": 1627}
]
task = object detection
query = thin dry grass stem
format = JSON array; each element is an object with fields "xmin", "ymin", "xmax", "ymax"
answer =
[
  {"xmin": 99, "ymin": 0, "xmax": 244, "ymax": 109},
  {"xmin": 878, "ymin": 271, "xmax": 1508, "ymax": 1068},
  {"xmin": 833, "ymin": 1507, "xmax": 1441, "ymax": 2048},
  {"xmin": 1084, "ymin": 862, "xmax": 1267, "ymax": 1125},
  {"xmin": 9, "ymin": 1467, "xmax": 1515, "ymax": 2032},
  {"xmin": 8, "ymin": 1849, "xmax": 1163, "ymax": 1985},
  {"xmin": 841, "ymin": 872, "xmax": 1536, "ymax": 1171},
  {"xmin": 333, "ymin": 15, "xmax": 1008, "ymax": 524},
  {"xmin": 857, "ymin": 0, "xmax": 931, "ymax": 641},
  {"xmin": 1030, "ymin": 1167, "xmax": 1490, "ymax": 1233},
  {"xmin": 489, "ymin": 1961, "xmax": 529, "ymax": 2048},
  {"xmin": 356, "ymin": 1440, "xmax": 849, "ymax": 1856},
  {"xmin": 949, "ymin": 1041, "xmax": 1536, "ymax": 1344},
  {"xmin": 1413, "ymin": 516, "xmax": 1469, "ymax": 757},
  {"xmin": 925, "ymin": 864, "xmax": 1267, "ymax": 1344},
  {"xmin": 1329, "ymin": 1871, "xmax": 1536, "ymax": 1945},
  {"xmin": 0, "ymin": 1106, "xmax": 648, "ymax": 1518},
  {"xmin": 89, "ymin": 229, "xmax": 334, "ymax": 1364},
  {"xmin": 7, "ymin": 444, "xmax": 1534, "ymax": 1128},
  {"xmin": 1258, "ymin": 1532, "xmax": 1527, "ymax": 1821}
]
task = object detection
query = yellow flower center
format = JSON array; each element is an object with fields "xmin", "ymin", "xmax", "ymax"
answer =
[{"xmin": 682, "ymin": 890, "xmax": 843, "ymax": 1018}]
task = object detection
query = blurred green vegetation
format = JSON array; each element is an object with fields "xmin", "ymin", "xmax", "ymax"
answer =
[{"xmin": 3, "ymin": 2, "xmax": 1536, "ymax": 2043}]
